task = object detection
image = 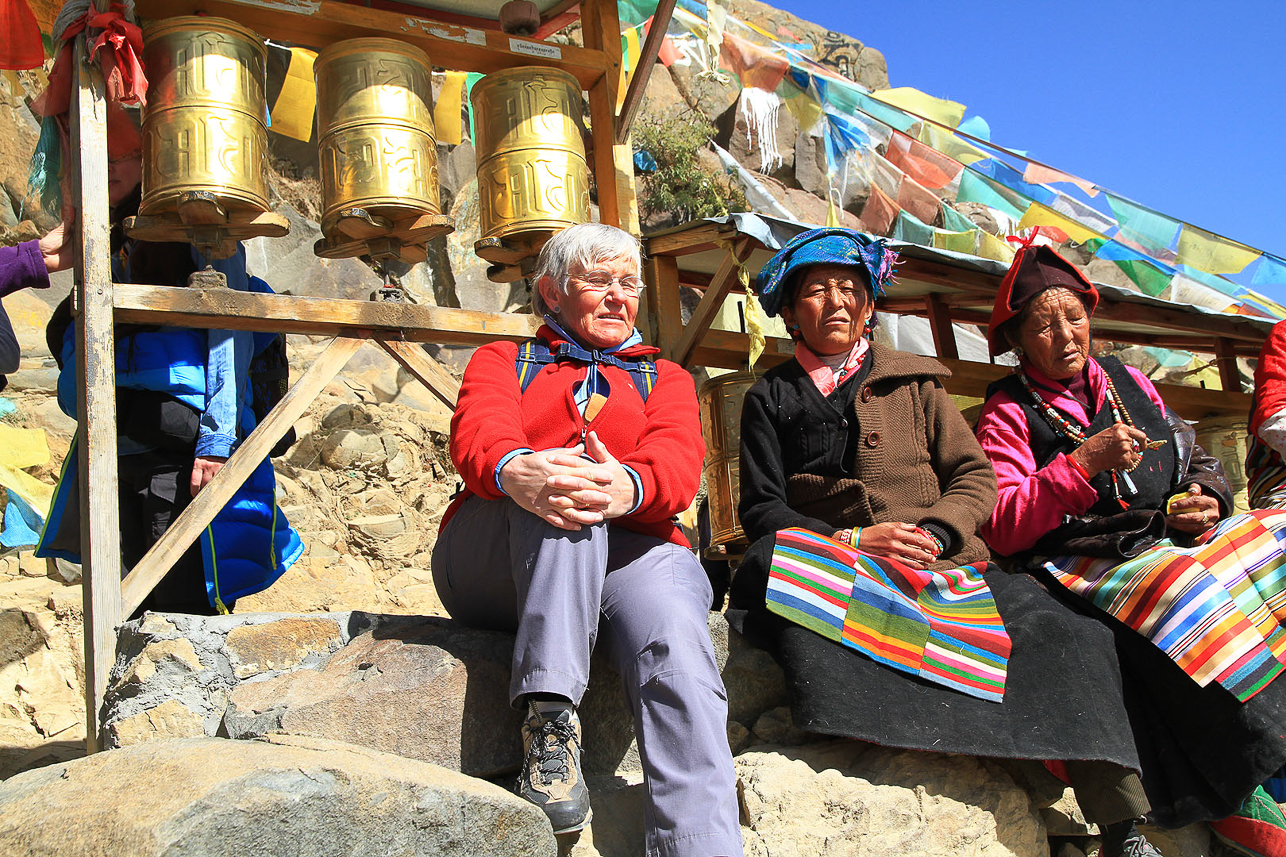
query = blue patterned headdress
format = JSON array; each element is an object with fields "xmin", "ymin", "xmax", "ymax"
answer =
[{"xmin": 754, "ymin": 227, "xmax": 898, "ymax": 317}]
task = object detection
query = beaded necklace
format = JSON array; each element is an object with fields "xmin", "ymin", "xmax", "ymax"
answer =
[{"xmin": 1017, "ymin": 369, "xmax": 1165, "ymax": 508}]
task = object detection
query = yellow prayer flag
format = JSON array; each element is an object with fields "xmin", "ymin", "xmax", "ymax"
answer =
[
  {"xmin": 434, "ymin": 71, "xmax": 467, "ymax": 146},
  {"xmin": 1017, "ymin": 202, "xmax": 1103, "ymax": 245},
  {"xmin": 269, "ymin": 47, "xmax": 317, "ymax": 142},
  {"xmin": 624, "ymin": 24, "xmax": 641, "ymax": 75},
  {"xmin": 977, "ymin": 230, "xmax": 1016, "ymax": 263},
  {"xmin": 918, "ymin": 124, "xmax": 988, "ymax": 166},
  {"xmin": 871, "ymin": 87, "xmax": 965, "ymax": 129},
  {"xmin": 0, "ymin": 425, "xmax": 53, "ymax": 517},
  {"xmin": 782, "ymin": 88, "xmax": 823, "ymax": 134},
  {"xmin": 932, "ymin": 230, "xmax": 976, "ymax": 256},
  {"xmin": 743, "ymin": 266, "xmax": 768, "ymax": 370},
  {"xmin": 1175, "ymin": 225, "xmax": 1260, "ymax": 275},
  {"xmin": 826, "ymin": 188, "xmax": 841, "ymax": 228}
]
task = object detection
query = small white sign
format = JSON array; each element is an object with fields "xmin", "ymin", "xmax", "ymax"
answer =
[{"xmin": 510, "ymin": 39, "xmax": 562, "ymax": 60}]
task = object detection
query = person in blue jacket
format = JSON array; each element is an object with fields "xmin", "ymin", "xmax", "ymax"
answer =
[{"xmin": 30, "ymin": 153, "xmax": 302, "ymax": 616}]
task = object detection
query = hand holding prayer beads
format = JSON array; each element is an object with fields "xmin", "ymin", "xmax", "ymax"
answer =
[
  {"xmin": 855, "ymin": 522, "xmax": 939, "ymax": 569},
  {"xmin": 1069, "ymin": 422, "xmax": 1149, "ymax": 476}
]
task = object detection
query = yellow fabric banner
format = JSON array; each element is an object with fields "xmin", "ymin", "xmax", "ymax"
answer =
[
  {"xmin": 871, "ymin": 87, "xmax": 965, "ymax": 129},
  {"xmin": 1017, "ymin": 202, "xmax": 1102, "ymax": 245},
  {"xmin": 269, "ymin": 47, "xmax": 317, "ymax": 143},
  {"xmin": 1175, "ymin": 225, "xmax": 1260, "ymax": 275},
  {"xmin": 932, "ymin": 229, "xmax": 976, "ymax": 256},
  {"xmin": 977, "ymin": 230, "xmax": 1017, "ymax": 263},
  {"xmin": 917, "ymin": 125, "xmax": 989, "ymax": 166},
  {"xmin": 435, "ymin": 71, "xmax": 467, "ymax": 146},
  {"xmin": 0, "ymin": 425, "xmax": 53, "ymax": 516}
]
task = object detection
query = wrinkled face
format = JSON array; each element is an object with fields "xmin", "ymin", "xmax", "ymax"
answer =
[
  {"xmin": 1016, "ymin": 287, "xmax": 1092, "ymax": 380},
  {"xmin": 539, "ymin": 254, "xmax": 640, "ymax": 350},
  {"xmin": 781, "ymin": 264, "xmax": 873, "ymax": 356}
]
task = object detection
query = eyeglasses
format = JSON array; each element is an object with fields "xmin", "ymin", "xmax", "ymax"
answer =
[{"xmin": 572, "ymin": 270, "xmax": 645, "ymax": 297}]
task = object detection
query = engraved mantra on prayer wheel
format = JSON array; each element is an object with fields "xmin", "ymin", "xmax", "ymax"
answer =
[
  {"xmin": 139, "ymin": 16, "xmax": 270, "ymax": 217},
  {"xmin": 470, "ymin": 67, "xmax": 590, "ymax": 242},
  {"xmin": 314, "ymin": 38, "xmax": 443, "ymax": 242}
]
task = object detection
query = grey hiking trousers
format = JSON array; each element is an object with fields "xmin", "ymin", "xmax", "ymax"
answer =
[{"xmin": 432, "ymin": 495, "xmax": 743, "ymax": 857}]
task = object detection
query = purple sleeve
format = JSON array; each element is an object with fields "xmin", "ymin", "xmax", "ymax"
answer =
[{"xmin": 0, "ymin": 241, "xmax": 50, "ymax": 300}]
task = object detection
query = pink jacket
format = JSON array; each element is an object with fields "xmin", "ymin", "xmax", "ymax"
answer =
[{"xmin": 975, "ymin": 359, "xmax": 1166, "ymax": 556}]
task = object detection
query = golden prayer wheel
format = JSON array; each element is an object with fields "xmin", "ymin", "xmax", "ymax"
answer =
[
  {"xmin": 314, "ymin": 38, "xmax": 447, "ymax": 249},
  {"xmin": 698, "ymin": 372, "xmax": 757, "ymax": 554},
  {"xmin": 470, "ymin": 67, "xmax": 590, "ymax": 253},
  {"xmin": 138, "ymin": 16, "xmax": 270, "ymax": 217}
]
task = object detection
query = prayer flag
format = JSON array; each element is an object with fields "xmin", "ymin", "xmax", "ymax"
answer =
[
  {"xmin": 1176, "ymin": 224, "xmax": 1260, "ymax": 275},
  {"xmin": 1112, "ymin": 259, "xmax": 1172, "ymax": 297},
  {"xmin": 0, "ymin": 0, "xmax": 43, "ymax": 70},
  {"xmin": 871, "ymin": 86, "xmax": 965, "ymax": 129},
  {"xmin": 970, "ymin": 159, "xmax": 1055, "ymax": 206},
  {"xmin": 957, "ymin": 169, "xmax": 1027, "ymax": 223},
  {"xmin": 933, "ymin": 229, "xmax": 976, "ymax": 256},
  {"xmin": 859, "ymin": 183, "xmax": 898, "ymax": 235},
  {"xmin": 1104, "ymin": 193, "xmax": 1180, "ymax": 255},
  {"xmin": 1022, "ymin": 163, "xmax": 1098, "ymax": 197},
  {"xmin": 940, "ymin": 204, "xmax": 976, "ymax": 234},
  {"xmin": 1017, "ymin": 202, "xmax": 1103, "ymax": 245},
  {"xmin": 435, "ymin": 71, "xmax": 467, "ymax": 146},
  {"xmin": 892, "ymin": 210, "xmax": 933, "ymax": 246},
  {"xmin": 977, "ymin": 230, "xmax": 1016, "ymax": 263},
  {"xmin": 898, "ymin": 173, "xmax": 941, "ymax": 226},
  {"xmin": 886, "ymin": 130, "xmax": 963, "ymax": 191},
  {"xmin": 266, "ymin": 44, "xmax": 317, "ymax": 143},
  {"xmin": 919, "ymin": 125, "xmax": 989, "ymax": 166},
  {"xmin": 1252, "ymin": 255, "xmax": 1286, "ymax": 288}
]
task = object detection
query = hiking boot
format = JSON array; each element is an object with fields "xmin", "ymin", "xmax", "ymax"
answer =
[
  {"xmin": 1101, "ymin": 819, "xmax": 1164, "ymax": 857},
  {"xmin": 517, "ymin": 701, "xmax": 591, "ymax": 834}
]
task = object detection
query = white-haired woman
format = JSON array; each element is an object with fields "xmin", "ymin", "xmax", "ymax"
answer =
[{"xmin": 432, "ymin": 223, "xmax": 742, "ymax": 856}]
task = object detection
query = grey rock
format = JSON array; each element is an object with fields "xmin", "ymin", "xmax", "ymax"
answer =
[
  {"xmin": 242, "ymin": 201, "xmax": 381, "ymax": 301},
  {"xmin": 0, "ymin": 735, "xmax": 557, "ymax": 857},
  {"xmin": 319, "ymin": 428, "xmax": 388, "ymax": 469}
]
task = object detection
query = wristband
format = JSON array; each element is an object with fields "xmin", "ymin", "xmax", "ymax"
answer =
[
  {"xmin": 1066, "ymin": 454, "xmax": 1091, "ymax": 481},
  {"xmin": 850, "ymin": 527, "xmax": 862, "ymax": 548}
]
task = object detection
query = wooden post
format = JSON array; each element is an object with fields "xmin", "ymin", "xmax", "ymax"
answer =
[
  {"xmin": 925, "ymin": 293, "xmax": 959, "ymax": 361},
  {"xmin": 71, "ymin": 37, "xmax": 121, "ymax": 753},
  {"xmin": 581, "ymin": 0, "xmax": 639, "ymax": 233},
  {"xmin": 120, "ymin": 336, "xmax": 364, "ymax": 617},
  {"xmin": 377, "ymin": 338, "xmax": 461, "ymax": 409},
  {"xmin": 1214, "ymin": 337, "xmax": 1240, "ymax": 392},
  {"xmin": 671, "ymin": 238, "xmax": 752, "ymax": 366},
  {"xmin": 647, "ymin": 254, "xmax": 683, "ymax": 359}
]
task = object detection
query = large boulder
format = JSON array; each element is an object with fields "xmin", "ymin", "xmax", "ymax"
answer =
[
  {"xmin": 0, "ymin": 734, "xmax": 557, "ymax": 856},
  {"xmin": 101, "ymin": 609, "xmax": 788, "ymax": 782},
  {"xmin": 736, "ymin": 741, "xmax": 1048, "ymax": 857}
]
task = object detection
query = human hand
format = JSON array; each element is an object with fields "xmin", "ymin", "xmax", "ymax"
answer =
[
  {"xmin": 544, "ymin": 430, "xmax": 636, "ymax": 519},
  {"xmin": 499, "ymin": 445, "xmax": 610, "ymax": 531},
  {"xmin": 856, "ymin": 522, "xmax": 940, "ymax": 568},
  {"xmin": 38, "ymin": 208, "xmax": 77, "ymax": 274},
  {"xmin": 190, "ymin": 455, "xmax": 228, "ymax": 497},
  {"xmin": 1165, "ymin": 484, "xmax": 1221, "ymax": 536},
  {"xmin": 1069, "ymin": 422, "xmax": 1150, "ymax": 476}
]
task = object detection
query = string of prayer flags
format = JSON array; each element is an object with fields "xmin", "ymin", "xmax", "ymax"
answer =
[
  {"xmin": 1175, "ymin": 224, "xmax": 1260, "ymax": 275},
  {"xmin": 956, "ymin": 169, "xmax": 1027, "ymax": 223},
  {"xmin": 886, "ymin": 130, "xmax": 963, "ymax": 192},
  {"xmin": 969, "ymin": 159, "xmax": 1056, "ymax": 206}
]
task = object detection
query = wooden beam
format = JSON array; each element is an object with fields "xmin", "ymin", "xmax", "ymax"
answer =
[
  {"xmin": 671, "ymin": 238, "xmax": 752, "ymax": 366},
  {"xmin": 114, "ymin": 284, "xmax": 541, "ymax": 342},
  {"xmin": 120, "ymin": 337, "xmax": 364, "ymax": 617},
  {"xmin": 690, "ymin": 329, "xmax": 794, "ymax": 371},
  {"xmin": 647, "ymin": 254, "xmax": 683, "ymax": 359},
  {"xmin": 131, "ymin": 0, "xmax": 608, "ymax": 89},
  {"xmin": 72, "ymin": 36, "xmax": 121, "ymax": 755},
  {"xmin": 1214, "ymin": 337, "xmax": 1242, "ymax": 393},
  {"xmin": 646, "ymin": 222, "xmax": 736, "ymax": 256},
  {"xmin": 376, "ymin": 338, "xmax": 460, "ymax": 409},
  {"xmin": 925, "ymin": 294, "xmax": 959, "ymax": 361},
  {"xmin": 616, "ymin": 0, "xmax": 677, "ymax": 144}
]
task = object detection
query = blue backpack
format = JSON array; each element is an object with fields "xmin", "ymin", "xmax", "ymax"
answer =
[{"xmin": 514, "ymin": 339, "xmax": 657, "ymax": 402}]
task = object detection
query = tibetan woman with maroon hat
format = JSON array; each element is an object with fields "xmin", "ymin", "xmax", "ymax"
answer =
[{"xmin": 975, "ymin": 243, "xmax": 1286, "ymax": 842}]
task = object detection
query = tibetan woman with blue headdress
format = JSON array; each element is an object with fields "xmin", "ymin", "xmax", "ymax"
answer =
[{"xmin": 730, "ymin": 228, "xmax": 1170, "ymax": 857}]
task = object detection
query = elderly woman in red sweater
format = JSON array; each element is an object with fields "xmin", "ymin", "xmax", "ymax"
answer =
[
  {"xmin": 975, "ymin": 242, "xmax": 1286, "ymax": 847},
  {"xmin": 432, "ymin": 223, "xmax": 741, "ymax": 856}
]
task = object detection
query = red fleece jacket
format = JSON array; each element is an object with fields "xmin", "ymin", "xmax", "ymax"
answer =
[{"xmin": 442, "ymin": 327, "xmax": 704, "ymax": 546}]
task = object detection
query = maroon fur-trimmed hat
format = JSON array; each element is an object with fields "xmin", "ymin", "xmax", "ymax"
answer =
[{"xmin": 987, "ymin": 244, "xmax": 1099, "ymax": 356}]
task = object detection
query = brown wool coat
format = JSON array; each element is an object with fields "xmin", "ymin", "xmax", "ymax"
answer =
[{"xmin": 776, "ymin": 343, "xmax": 997, "ymax": 568}]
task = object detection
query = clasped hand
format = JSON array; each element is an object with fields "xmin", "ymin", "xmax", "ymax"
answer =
[
  {"xmin": 500, "ymin": 431, "xmax": 636, "ymax": 531},
  {"xmin": 857, "ymin": 522, "xmax": 940, "ymax": 568}
]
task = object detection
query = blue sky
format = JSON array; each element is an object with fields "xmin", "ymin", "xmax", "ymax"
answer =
[{"xmin": 764, "ymin": 0, "xmax": 1286, "ymax": 298}]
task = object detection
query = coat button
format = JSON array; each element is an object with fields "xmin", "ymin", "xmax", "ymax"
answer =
[
  {"xmin": 865, "ymin": 430, "xmax": 880, "ymax": 448},
  {"xmin": 840, "ymin": 418, "xmax": 848, "ymax": 429},
  {"xmin": 860, "ymin": 387, "xmax": 873, "ymax": 403}
]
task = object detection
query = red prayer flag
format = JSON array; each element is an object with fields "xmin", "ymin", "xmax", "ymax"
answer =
[{"xmin": 0, "ymin": 0, "xmax": 44, "ymax": 70}]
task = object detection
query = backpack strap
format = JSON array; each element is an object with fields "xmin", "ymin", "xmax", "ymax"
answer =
[{"xmin": 514, "ymin": 338, "xmax": 656, "ymax": 403}]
